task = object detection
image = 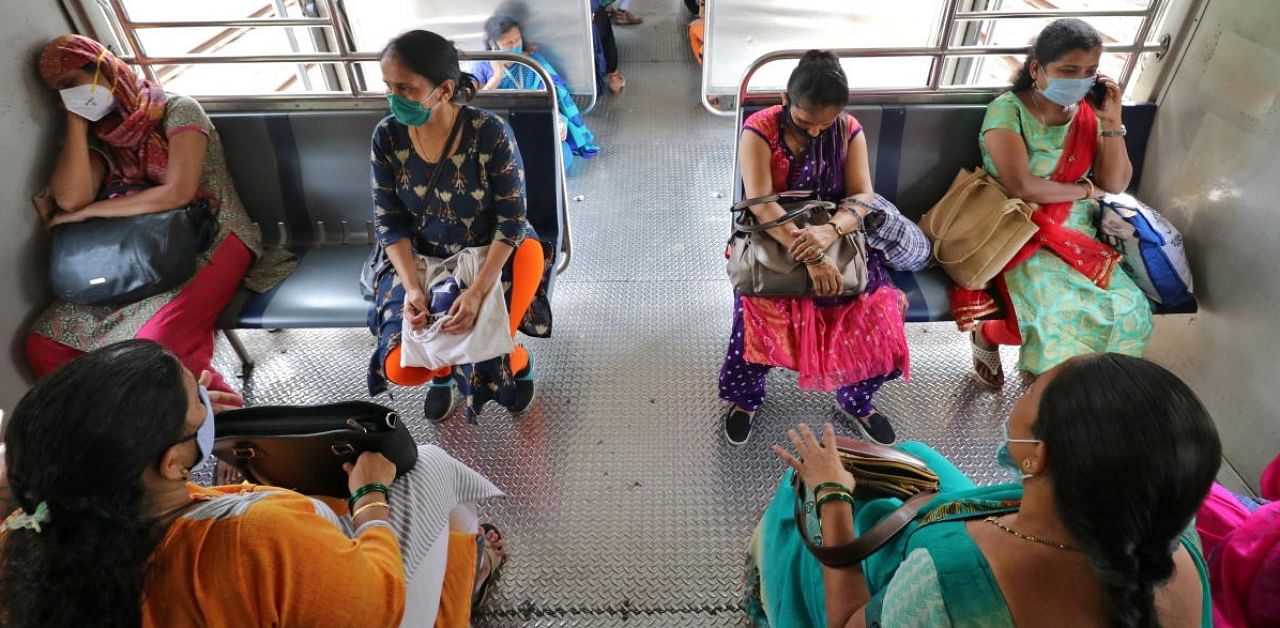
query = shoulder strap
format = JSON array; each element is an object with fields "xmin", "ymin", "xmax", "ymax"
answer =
[
  {"xmin": 422, "ymin": 108, "xmax": 467, "ymax": 203},
  {"xmin": 793, "ymin": 473, "xmax": 937, "ymax": 567}
]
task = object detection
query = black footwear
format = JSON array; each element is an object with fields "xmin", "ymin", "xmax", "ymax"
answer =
[
  {"xmin": 424, "ymin": 378, "xmax": 458, "ymax": 423},
  {"xmin": 506, "ymin": 364, "xmax": 536, "ymax": 414},
  {"xmin": 723, "ymin": 407, "xmax": 754, "ymax": 446},
  {"xmin": 838, "ymin": 408, "xmax": 897, "ymax": 445}
]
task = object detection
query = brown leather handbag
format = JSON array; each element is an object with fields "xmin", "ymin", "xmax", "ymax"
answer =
[
  {"xmin": 918, "ymin": 168, "xmax": 1039, "ymax": 290},
  {"xmin": 793, "ymin": 437, "xmax": 940, "ymax": 566},
  {"xmin": 727, "ymin": 191, "xmax": 868, "ymax": 297}
]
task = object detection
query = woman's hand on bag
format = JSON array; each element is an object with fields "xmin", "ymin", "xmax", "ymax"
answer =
[
  {"xmin": 343, "ymin": 451, "xmax": 397, "ymax": 494},
  {"xmin": 806, "ymin": 258, "xmax": 843, "ymax": 296},
  {"xmin": 772, "ymin": 423, "xmax": 856, "ymax": 493},
  {"xmin": 440, "ymin": 288, "xmax": 484, "ymax": 334},
  {"xmin": 404, "ymin": 286, "xmax": 430, "ymax": 330},
  {"xmin": 788, "ymin": 225, "xmax": 836, "ymax": 262},
  {"xmin": 47, "ymin": 208, "xmax": 94, "ymax": 227}
]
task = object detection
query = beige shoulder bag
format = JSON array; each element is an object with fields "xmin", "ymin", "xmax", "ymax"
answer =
[{"xmin": 918, "ymin": 168, "xmax": 1039, "ymax": 290}]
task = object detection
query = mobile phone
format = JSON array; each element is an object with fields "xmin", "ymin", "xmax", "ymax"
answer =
[{"xmin": 1088, "ymin": 79, "xmax": 1109, "ymax": 108}]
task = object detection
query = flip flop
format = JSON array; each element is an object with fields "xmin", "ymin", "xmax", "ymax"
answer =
[
  {"xmin": 473, "ymin": 524, "xmax": 507, "ymax": 609},
  {"xmin": 971, "ymin": 329, "xmax": 1005, "ymax": 389}
]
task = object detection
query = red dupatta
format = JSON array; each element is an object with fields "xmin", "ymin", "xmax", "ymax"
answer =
[{"xmin": 950, "ymin": 101, "xmax": 1122, "ymax": 335}]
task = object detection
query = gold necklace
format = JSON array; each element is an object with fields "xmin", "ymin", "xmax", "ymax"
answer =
[{"xmin": 985, "ymin": 516, "xmax": 1080, "ymax": 552}]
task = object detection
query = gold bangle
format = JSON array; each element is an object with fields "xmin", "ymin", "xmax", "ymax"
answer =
[
  {"xmin": 828, "ymin": 221, "xmax": 844, "ymax": 238},
  {"xmin": 1078, "ymin": 178, "xmax": 1095, "ymax": 200},
  {"xmin": 352, "ymin": 500, "xmax": 390, "ymax": 520}
]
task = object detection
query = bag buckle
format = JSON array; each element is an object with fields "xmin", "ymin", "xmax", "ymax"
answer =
[
  {"xmin": 232, "ymin": 446, "xmax": 258, "ymax": 460},
  {"xmin": 330, "ymin": 441, "xmax": 356, "ymax": 457}
]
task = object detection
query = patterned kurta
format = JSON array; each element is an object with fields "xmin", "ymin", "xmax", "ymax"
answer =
[
  {"xmin": 979, "ymin": 92, "xmax": 1152, "ymax": 374},
  {"xmin": 367, "ymin": 106, "xmax": 553, "ymax": 414},
  {"xmin": 30, "ymin": 95, "xmax": 293, "ymax": 351}
]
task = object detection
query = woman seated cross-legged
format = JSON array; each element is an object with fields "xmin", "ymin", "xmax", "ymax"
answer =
[
  {"xmin": 0, "ymin": 340, "xmax": 508, "ymax": 627},
  {"xmin": 369, "ymin": 30, "xmax": 554, "ymax": 423},
  {"xmin": 746, "ymin": 353, "xmax": 1218, "ymax": 628},
  {"xmin": 963, "ymin": 18, "xmax": 1153, "ymax": 388}
]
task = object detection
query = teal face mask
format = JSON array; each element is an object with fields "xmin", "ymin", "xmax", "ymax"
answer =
[
  {"xmin": 503, "ymin": 43, "xmax": 524, "ymax": 54},
  {"xmin": 387, "ymin": 87, "xmax": 440, "ymax": 127}
]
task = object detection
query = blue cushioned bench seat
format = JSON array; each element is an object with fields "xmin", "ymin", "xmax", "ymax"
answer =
[
  {"xmin": 738, "ymin": 100, "xmax": 1196, "ymax": 322},
  {"xmin": 210, "ymin": 103, "xmax": 565, "ymax": 333},
  {"xmin": 216, "ymin": 246, "xmax": 370, "ymax": 329}
]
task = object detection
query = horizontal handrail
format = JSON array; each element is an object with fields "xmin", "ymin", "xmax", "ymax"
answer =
[
  {"xmin": 124, "ymin": 17, "xmax": 332, "ymax": 28},
  {"xmin": 953, "ymin": 9, "xmax": 1151, "ymax": 20}
]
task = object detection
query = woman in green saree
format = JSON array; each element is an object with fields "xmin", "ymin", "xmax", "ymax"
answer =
[{"xmin": 747, "ymin": 353, "xmax": 1220, "ymax": 627}]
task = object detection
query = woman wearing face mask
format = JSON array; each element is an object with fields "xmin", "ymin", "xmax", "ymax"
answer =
[
  {"xmin": 0, "ymin": 340, "xmax": 508, "ymax": 626},
  {"xmin": 24, "ymin": 35, "xmax": 293, "ymax": 394},
  {"xmin": 747, "ymin": 353, "xmax": 1218, "ymax": 627},
  {"xmin": 961, "ymin": 19, "xmax": 1151, "ymax": 388},
  {"xmin": 473, "ymin": 15, "xmax": 601, "ymax": 163},
  {"xmin": 370, "ymin": 30, "xmax": 553, "ymax": 422},
  {"xmin": 720, "ymin": 50, "xmax": 930, "ymax": 447}
]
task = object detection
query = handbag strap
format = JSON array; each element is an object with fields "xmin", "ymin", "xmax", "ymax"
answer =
[
  {"xmin": 420, "ymin": 108, "xmax": 468, "ymax": 203},
  {"xmin": 793, "ymin": 474, "xmax": 938, "ymax": 567}
]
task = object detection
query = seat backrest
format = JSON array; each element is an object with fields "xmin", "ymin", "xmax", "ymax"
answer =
[
  {"xmin": 211, "ymin": 106, "xmax": 564, "ymax": 250},
  {"xmin": 739, "ymin": 101, "xmax": 1157, "ymax": 221}
]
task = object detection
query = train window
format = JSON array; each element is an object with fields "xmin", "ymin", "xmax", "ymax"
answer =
[{"xmin": 704, "ymin": 0, "xmax": 1178, "ymax": 108}]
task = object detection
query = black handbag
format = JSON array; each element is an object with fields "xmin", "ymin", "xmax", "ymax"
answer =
[
  {"xmin": 49, "ymin": 201, "xmax": 217, "ymax": 307},
  {"xmin": 212, "ymin": 401, "xmax": 419, "ymax": 499}
]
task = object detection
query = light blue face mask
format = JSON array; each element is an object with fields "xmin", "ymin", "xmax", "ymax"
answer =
[
  {"xmin": 1039, "ymin": 75, "xmax": 1097, "ymax": 107},
  {"xmin": 997, "ymin": 417, "xmax": 1041, "ymax": 479},
  {"xmin": 195, "ymin": 385, "xmax": 216, "ymax": 461},
  {"xmin": 502, "ymin": 43, "xmax": 524, "ymax": 54}
]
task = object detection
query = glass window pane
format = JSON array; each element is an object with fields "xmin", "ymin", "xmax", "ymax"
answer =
[{"xmin": 159, "ymin": 62, "xmax": 345, "ymax": 96}]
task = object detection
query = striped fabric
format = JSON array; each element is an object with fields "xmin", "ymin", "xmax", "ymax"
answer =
[{"xmin": 381, "ymin": 444, "xmax": 505, "ymax": 580}]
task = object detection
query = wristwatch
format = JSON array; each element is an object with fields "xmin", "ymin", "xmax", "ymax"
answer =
[{"xmin": 1101, "ymin": 125, "xmax": 1127, "ymax": 138}]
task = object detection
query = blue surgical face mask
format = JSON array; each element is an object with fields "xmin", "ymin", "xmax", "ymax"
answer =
[
  {"xmin": 502, "ymin": 43, "xmax": 524, "ymax": 54},
  {"xmin": 997, "ymin": 417, "xmax": 1041, "ymax": 479},
  {"xmin": 387, "ymin": 87, "xmax": 440, "ymax": 127},
  {"xmin": 1039, "ymin": 74, "xmax": 1097, "ymax": 107},
  {"xmin": 195, "ymin": 385, "xmax": 216, "ymax": 462}
]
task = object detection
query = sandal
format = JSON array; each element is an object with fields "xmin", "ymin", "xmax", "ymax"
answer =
[
  {"xmin": 971, "ymin": 329, "xmax": 1005, "ymax": 389},
  {"xmin": 473, "ymin": 523, "xmax": 507, "ymax": 609}
]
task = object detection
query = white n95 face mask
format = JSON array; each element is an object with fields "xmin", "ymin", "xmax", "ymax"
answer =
[{"xmin": 60, "ymin": 83, "xmax": 115, "ymax": 122}]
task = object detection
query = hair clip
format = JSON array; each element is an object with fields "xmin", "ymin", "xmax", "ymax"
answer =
[{"xmin": 2, "ymin": 502, "xmax": 51, "ymax": 534}]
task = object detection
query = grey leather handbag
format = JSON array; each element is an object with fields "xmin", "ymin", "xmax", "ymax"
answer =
[{"xmin": 727, "ymin": 191, "xmax": 869, "ymax": 297}]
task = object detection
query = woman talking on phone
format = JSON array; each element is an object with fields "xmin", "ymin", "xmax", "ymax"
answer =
[{"xmin": 961, "ymin": 18, "xmax": 1153, "ymax": 388}]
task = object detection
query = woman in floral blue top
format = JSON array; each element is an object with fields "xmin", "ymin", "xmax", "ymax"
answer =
[{"xmin": 368, "ymin": 30, "xmax": 552, "ymax": 422}]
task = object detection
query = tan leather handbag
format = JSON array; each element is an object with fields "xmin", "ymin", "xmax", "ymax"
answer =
[
  {"xmin": 793, "ymin": 437, "xmax": 940, "ymax": 566},
  {"xmin": 918, "ymin": 168, "xmax": 1039, "ymax": 290},
  {"xmin": 727, "ymin": 191, "xmax": 868, "ymax": 297}
]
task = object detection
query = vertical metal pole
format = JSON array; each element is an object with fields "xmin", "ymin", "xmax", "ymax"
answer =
[
  {"xmin": 929, "ymin": 0, "xmax": 962, "ymax": 90},
  {"xmin": 1119, "ymin": 0, "xmax": 1164, "ymax": 89},
  {"xmin": 106, "ymin": 0, "xmax": 161, "ymax": 83},
  {"xmin": 318, "ymin": 0, "xmax": 361, "ymax": 96},
  {"xmin": 222, "ymin": 330, "xmax": 255, "ymax": 377},
  {"xmin": 273, "ymin": 0, "xmax": 315, "ymax": 91}
]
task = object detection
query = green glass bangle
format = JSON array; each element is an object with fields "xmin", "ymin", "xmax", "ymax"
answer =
[
  {"xmin": 813, "ymin": 482, "xmax": 852, "ymax": 496},
  {"xmin": 815, "ymin": 491, "xmax": 856, "ymax": 510},
  {"xmin": 348, "ymin": 483, "xmax": 389, "ymax": 510}
]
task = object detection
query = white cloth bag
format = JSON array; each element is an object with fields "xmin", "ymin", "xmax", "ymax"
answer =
[{"xmin": 400, "ymin": 247, "xmax": 514, "ymax": 369}]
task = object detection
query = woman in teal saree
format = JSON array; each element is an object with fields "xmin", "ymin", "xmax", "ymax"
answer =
[
  {"xmin": 476, "ymin": 15, "xmax": 601, "ymax": 166},
  {"xmin": 748, "ymin": 353, "xmax": 1220, "ymax": 628}
]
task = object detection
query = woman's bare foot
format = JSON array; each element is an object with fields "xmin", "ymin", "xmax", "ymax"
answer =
[{"xmin": 970, "ymin": 329, "xmax": 1005, "ymax": 389}]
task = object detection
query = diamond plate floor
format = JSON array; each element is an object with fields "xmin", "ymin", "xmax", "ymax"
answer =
[{"xmin": 212, "ymin": 2, "xmax": 1026, "ymax": 625}]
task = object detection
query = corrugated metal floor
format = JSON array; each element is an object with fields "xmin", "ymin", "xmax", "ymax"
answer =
[{"xmin": 211, "ymin": 1, "xmax": 1024, "ymax": 624}]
